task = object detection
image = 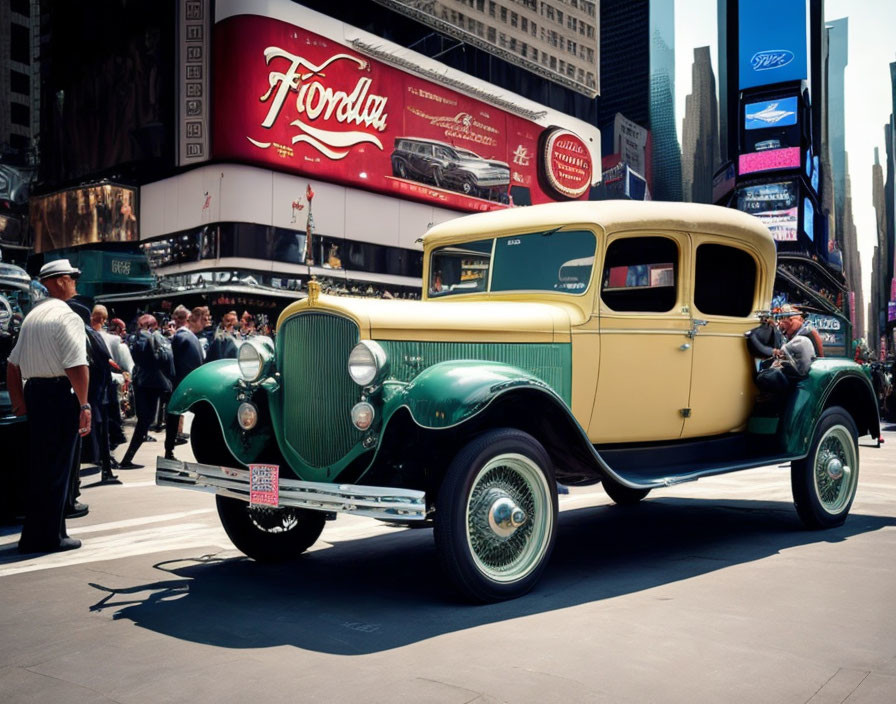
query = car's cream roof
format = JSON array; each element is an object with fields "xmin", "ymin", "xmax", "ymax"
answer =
[{"xmin": 423, "ymin": 200, "xmax": 775, "ymax": 255}]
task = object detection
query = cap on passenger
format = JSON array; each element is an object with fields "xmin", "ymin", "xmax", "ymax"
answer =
[
  {"xmin": 775, "ymin": 303, "xmax": 802, "ymax": 318},
  {"xmin": 38, "ymin": 258, "xmax": 81, "ymax": 281}
]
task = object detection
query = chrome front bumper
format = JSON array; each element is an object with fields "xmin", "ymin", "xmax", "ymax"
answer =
[{"xmin": 156, "ymin": 457, "xmax": 428, "ymax": 521}]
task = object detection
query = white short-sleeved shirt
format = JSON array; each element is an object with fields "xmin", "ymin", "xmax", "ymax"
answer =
[{"xmin": 7, "ymin": 298, "xmax": 88, "ymax": 379}]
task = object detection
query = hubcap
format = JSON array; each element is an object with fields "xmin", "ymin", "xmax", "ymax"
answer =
[
  {"xmin": 813, "ymin": 425, "xmax": 857, "ymax": 514},
  {"xmin": 486, "ymin": 492, "xmax": 528, "ymax": 538},
  {"xmin": 466, "ymin": 454, "xmax": 552, "ymax": 583}
]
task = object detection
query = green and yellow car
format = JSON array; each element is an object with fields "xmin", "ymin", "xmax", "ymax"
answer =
[{"xmin": 157, "ymin": 201, "xmax": 879, "ymax": 602}]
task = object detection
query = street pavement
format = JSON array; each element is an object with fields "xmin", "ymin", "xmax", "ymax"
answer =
[{"xmin": 1, "ymin": 417, "xmax": 895, "ymax": 703}]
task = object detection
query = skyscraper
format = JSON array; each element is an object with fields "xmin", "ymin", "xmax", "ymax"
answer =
[
  {"xmin": 826, "ymin": 18, "xmax": 848, "ymax": 247},
  {"xmin": 649, "ymin": 0, "xmax": 682, "ymax": 201},
  {"xmin": 681, "ymin": 46, "xmax": 720, "ymax": 204}
]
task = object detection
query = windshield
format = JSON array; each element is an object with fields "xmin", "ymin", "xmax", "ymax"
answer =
[{"xmin": 429, "ymin": 229, "xmax": 596, "ymax": 297}]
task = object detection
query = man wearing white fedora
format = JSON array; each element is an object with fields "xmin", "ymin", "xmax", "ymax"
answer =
[{"xmin": 6, "ymin": 258, "xmax": 91, "ymax": 553}]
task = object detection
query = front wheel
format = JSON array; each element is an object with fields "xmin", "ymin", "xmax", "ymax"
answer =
[
  {"xmin": 791, "ymin": 406, "xmax": 860, "ymax": 529},
  {"xmin": 216, "ymin": 496, "xmax": 326, "ymax": 562},
  {"xmin": 434, "ymin": 429, "xmax": 557, "ymax": 602}
]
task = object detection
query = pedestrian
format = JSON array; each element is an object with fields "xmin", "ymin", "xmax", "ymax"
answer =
[
  {"xmin": 117, "ymin": 314, "xmax": 174, "ymax": 469},
  {"xmin": 91, "ymin": 305, "xmax": 133, "ymax": 451},
  {"xmin": 205, "ymin": 310, "xmax": 240, "ymax": 362},
  {"xmin": 164, "ymin": 306, "xmax": 206, "ymax": 460},
  {"xmin": 66, "ymin": 299, "xmax": 121, "ymax": 496},
  {"xmin": 6, "ymin": 259, "xmax": 90, "ymax": 553}
]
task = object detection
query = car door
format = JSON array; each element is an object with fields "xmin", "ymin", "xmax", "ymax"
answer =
[
  {"xmin": 590, "ymin": 232, "xmax": 693, "ymax": 443},
  {"xmin": 683, "ymin": 238, "xmax": 763, "ymax": 438}
]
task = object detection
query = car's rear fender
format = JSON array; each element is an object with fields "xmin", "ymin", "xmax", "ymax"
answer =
[{"xmin": 778, "ymin": 362, "xmax": 880, "ymax": 455}]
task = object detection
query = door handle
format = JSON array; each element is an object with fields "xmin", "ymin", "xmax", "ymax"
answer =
[{"xmin": 680, "ymin": 343, "xmax": 691, "ymax": 351}]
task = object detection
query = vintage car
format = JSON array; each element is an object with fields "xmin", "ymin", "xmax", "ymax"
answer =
[
  {"xmin": 391, "ymin": 136, "xmax": 510, "ymax": 200},
  {"xmin": 157, "ymin": 201, "xmax": 879, "ymax": 602}
]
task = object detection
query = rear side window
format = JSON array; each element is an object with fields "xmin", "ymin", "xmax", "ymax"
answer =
[
  {"xmin": 694, "ymin": 244, "xmax": 756, "ymax": 317},
  {"xmin": 601, "ymin": 236, "xmax": 678, "ymax": 312}
]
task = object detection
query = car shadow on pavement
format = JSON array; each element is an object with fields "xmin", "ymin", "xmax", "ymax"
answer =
[{"xmin": 86, "ymin": 497, "xmax": 895, "ymax": 655}]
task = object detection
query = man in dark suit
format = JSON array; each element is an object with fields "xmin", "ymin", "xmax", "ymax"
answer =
[
  {"xmin": 164, "ymin": 306, "xmax": 205, "ymax": 460},
  {"xmin": 118, "ymin": 315, "xmax": 174, "ymax": 469}
]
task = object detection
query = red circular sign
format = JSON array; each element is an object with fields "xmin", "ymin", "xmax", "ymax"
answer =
[{"xmin": 543, "ymin": 129, "xmax": 592, "ymax": 199}]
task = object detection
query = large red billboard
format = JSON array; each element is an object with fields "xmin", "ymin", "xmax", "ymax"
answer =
[{"xmin": 212, "ymin": 15, "xmax": 595, "ymax": 212}]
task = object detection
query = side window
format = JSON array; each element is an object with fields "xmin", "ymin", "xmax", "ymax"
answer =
[
  {"xmin": 694, "ymin": 243, "xmax": 756, "ymax": 317},
  {"xmin": 601, "ymin": 236, "xmax": 678, "ymax": 313}
]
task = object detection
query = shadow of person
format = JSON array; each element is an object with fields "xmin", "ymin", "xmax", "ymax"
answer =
[{"xmin": 87, "ymin": 497, "xmax": 895, "ymax": 655}]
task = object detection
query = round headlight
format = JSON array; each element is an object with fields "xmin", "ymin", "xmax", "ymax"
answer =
[
  {"xmin": 348, "ymin": 341, "xmax": 387, "ymax": 386},
  {"xmin": 237, "ymin": 402, "xmax": 258, "ymax": 430},
  {"xmin": 238, "ymin": 342, "xmax": 263, "ymax": 381},
  {"xmin": 351, "ymin": 401, "xmax": 375, "ymax": 431}
]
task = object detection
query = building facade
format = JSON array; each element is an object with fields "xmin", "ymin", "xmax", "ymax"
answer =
[{"xmin": 29, "ymin": 0, "xmax": 601, "ymax": 322}]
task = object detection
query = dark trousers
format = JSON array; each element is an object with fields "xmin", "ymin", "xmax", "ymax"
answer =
[
  {"xmin": 108, "ymin": 382, "xmax": 126, "ymax": 448},
  {"xmin": 19, "ymin": 377, "xmax": 79, "ymax": 551},
  {"xmin": 164, "ymin": 413, "xmax": 181, "ymax": 454},
  {"xmin": 121, "ymin": 386, "xmax": 164, "ymax": 462},
  {"xmin": 92, "ymin": 402, "xmax": 112, "ymax": 472}
]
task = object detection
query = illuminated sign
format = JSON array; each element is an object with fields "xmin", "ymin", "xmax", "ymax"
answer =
[
  {"xmin": 543, "ymin": 129, "xmax": 593, "ymax": 199},
  {"xmin": 212, "ymin": 15, "xmax": 595, "ymax": 212},
  {"xmin": 738, "ymin": 0, "xmax": 809, "ymax": 90},
  {"xmin": 806, "ymin": 314, "xmax": 846, "ymax": 348},
  {"xmin": 738, "ymin": 147, "xmax": 801, "ymax": 175},
  {"xmin": 744, "ymin": 97, "xmax": 798, "ymax": 129},
  {"xmin": 736, "ymin": 181, "xmax": 798, "ymax": 242},
  {"xmin": 803, "ymin": 197, "xmax": 814, "ymax": 241},
  {"xmin": 29, "ymin": 184, "xmax": 138, "ymax": 254}
]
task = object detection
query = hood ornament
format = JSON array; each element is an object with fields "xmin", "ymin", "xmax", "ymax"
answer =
[{"xmin": 307, "ymin": 278, "xmax": 321, "ymax": 306}]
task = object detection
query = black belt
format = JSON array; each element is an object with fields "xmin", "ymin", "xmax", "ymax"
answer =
[{"xmin": 29, "ymin": 376, "xmax": 70, "ymax": 385}]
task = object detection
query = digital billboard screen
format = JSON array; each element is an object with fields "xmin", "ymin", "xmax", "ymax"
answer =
[
  {"xmin": 211, "ymin": 14, "xmax": 599, "ymax": 213},
  {"xmin": 744, "ymin": 97, "xmax": 798, "ymax": 130},
  {"xmin": 738, "ymin": 0, "xmax": 809, "ymax": 90},
  {"xmin": 739, "ymin": 147, "xmax": 801, "ymax": 175},
  {"xmin": 735, "ymin": 181, "xmax": 798, "ymax": 242},
  {"xmin": 30, "ymin": 184, "xmax": 138, "ymax": 254}
]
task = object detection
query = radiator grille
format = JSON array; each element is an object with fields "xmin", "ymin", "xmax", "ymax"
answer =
[{"xmin": 278, "ymin": 313, "xmax": 361, "ymax": 467}]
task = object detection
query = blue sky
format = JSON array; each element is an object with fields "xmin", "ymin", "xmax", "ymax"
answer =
[{"xmin": 673, "ymin": 0, "xmax": 896, "ymax": 318}]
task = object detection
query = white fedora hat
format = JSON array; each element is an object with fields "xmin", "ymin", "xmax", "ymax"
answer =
[{"xmin": 38, "ymin": 258, "xmax": 81, "ymax": 281}]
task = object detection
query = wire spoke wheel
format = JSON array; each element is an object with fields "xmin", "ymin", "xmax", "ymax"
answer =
[
  {"xmin": 812, "ymin": 426, "xmax": 857, "ymax": 514},
  {"xmin": 247, "ymin": 506, "xmax": 301, "ymax": 534},
  {"xmin": 466, "ymin": 455, "xmax": 551, "ymax": 583},
  {"xmin": 791, "ymin": 407, "xmax": 860, "ymax": 529},
  {"xmin": 435, "ymin": 429, "xmax": 558, "ymax": 602}
]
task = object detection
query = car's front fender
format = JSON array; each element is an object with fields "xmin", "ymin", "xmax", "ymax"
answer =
[
  {"xmin": 381, "ymin": 360, "xmax": 558, "ymax": 429},
  {"xmin": 168, "ymin": 360, "xmax": 276, "ymax": 466}
]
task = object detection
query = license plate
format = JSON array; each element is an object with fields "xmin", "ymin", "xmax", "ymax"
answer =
[{"xmin": 249, "ymin": 464, "xmax": 279, "ymax": 507}]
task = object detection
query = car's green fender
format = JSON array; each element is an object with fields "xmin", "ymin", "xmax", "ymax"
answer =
[
  {"xmin": 168, "ymin": 360, "xmax": 275, "ymax": 466},
  {"xmin": 777, "ymin": 359, "xmax": 880, "ymax": 455},
  {"xmin": 380, "ymin": 360, "xmax": 560, "ymax": 429}
]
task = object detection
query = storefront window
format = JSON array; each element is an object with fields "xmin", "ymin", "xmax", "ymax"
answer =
[{"xmin": 143, "ymin": 223, "xmax": 424, "ymax": 279}]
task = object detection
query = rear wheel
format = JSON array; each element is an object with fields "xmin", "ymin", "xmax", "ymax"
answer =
[
  {"xmin": 602, "ymin": 478, "xmax": 650, "ymax": 505},
  {"xmin": 434, "ymin": 429, "xmax": 557, "ymax": 602},
  {"xmin": 216, "ymin": 496, "xmax": 325, "ymax": 562},
  {"xmin": 791, "ymin": 406, "xmax": 859, "ymax": 529}
]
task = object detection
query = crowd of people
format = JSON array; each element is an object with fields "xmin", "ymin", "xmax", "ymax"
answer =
[{"xmin": 6, "ymin": 258, "xmax": 266, "ymax": 554}]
